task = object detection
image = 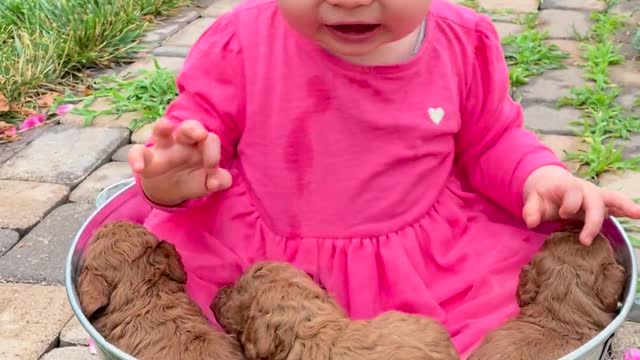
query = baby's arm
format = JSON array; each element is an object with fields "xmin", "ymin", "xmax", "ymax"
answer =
[
  {"xmin": 454, "ymin": 15, "xmax": 563, "ymax": 218},
  {"xmin": 132, "ymin": 14, "xmax": 246, "ymax": 210}
]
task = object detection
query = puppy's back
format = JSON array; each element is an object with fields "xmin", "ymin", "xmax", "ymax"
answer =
[
  {"xmin": 468, "ymin": 319, "xmax": 580, "ymax": 360},
  {"xmin": 332, "ymin": 311, "xmax": 459, "ymax": 360}
]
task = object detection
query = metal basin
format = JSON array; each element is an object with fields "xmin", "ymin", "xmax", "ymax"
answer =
[{"xmin": 65, "ymin": 179, "xmax": 640, "ymax": 360}]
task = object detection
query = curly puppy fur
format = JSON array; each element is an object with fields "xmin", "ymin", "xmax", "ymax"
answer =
[
  {"xmin": 468, "ymin": 227, "xmax": 626, "ymax": 360},
  {"xmin": 212, "ymin": 261, "xmax": 459, "ymax": 360},
  {"xmin": 77, "ymin": 221, "xmax": 245, "ymax": 360}
]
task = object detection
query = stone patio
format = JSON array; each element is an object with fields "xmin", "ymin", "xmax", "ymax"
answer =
[{"xmin": 1, "ymin": 0, "xmax": 639, "ymax": 358}]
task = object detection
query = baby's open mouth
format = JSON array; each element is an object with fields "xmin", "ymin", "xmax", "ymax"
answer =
[{"xmin": 327, "ymin": 24, "xmax": 381, "ymax": 36}]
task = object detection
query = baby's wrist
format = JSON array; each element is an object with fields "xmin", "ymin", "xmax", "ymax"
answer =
[{"xmin": 140, "ymin": 180, "xmax": 186, "ymax": 207}]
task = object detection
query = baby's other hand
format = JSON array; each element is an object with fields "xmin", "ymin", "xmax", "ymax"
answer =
[
  {"xmin": 522, "ymin": 165, "xmax": 640, "ymax": 245},
  {"xmin": 128, "ymin": 119, "xmax": 232, "ymax": 206}
]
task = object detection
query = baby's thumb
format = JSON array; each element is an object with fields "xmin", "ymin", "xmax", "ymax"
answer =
[
  {"xmin": 205, "ymin": 168, "xmax": 232, "ymax": 193},
  {"xmin": 523, "ymin": 192, "xmax": 543, "ymax": 229}
]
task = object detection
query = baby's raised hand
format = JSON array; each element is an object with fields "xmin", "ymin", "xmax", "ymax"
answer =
[
  {"xmin": 128, "ymin": 119, "xmax": 232, "ymax": 206},
  {"xmin": 522, "ymin": 165, "xmax": 640, "ymax": 245}
]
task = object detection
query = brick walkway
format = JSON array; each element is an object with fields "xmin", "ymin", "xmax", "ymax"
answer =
[{"xmin": 0, "ymin": 0, "xmax": 639, "ymax": 358}]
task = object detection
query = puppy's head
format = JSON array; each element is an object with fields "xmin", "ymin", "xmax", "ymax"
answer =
[
  {"xmin": 77, "ymin": 221, "xmax": 186, "ymax": 319},
  {"xmin": 212, "ymin": 262, "xmax": 345, "ymax": 359},
  {"xmin": 212, "ymin": 262, "xmax": 323, "ymax": 335},
  {"xmin": 517, "ymin": 229, "xmax": 626, "ymax": 320}
]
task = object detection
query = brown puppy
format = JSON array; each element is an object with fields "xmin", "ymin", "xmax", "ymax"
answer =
[
  {"xmin": 77, "ymin": 221, "xmax": 245, "ymax": 360},
  {"xmin": 468, "ymin": 228, "xmax": 626, "ymax": 360},
  {"xmin": 212, "ymin": 261, "xmax": 459, "ymax": 360}
]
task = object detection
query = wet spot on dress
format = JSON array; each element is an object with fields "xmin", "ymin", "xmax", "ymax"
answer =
[{"xmin": 348, "ymin": 77, "xmax": 382, "ymax": 97}]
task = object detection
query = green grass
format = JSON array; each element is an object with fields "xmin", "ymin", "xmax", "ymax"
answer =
[
  {"xmin": 558, "ymin": 2, "xmax": 640, "ymax": 179},
  {"xmin": 502, "ymin": 23, "xmax": 569, "ymax": 88},
  {"xmin": 0, "ymin": 0, "xmax": 189, "ymax": 124},
  {"xmin": 460, "ymin": 1, "xmax": 570, "ymax": 89},
  {"xmin": 58, "ymin": 59, "xmax": 178, "ymax": 131}
]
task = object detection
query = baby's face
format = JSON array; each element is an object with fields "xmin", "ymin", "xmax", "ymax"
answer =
[{"xmin": 277, "ymin": 0, "xmax": 431, "ymax": 58}]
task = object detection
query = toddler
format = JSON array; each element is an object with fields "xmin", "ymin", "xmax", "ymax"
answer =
[{"xmin": 128, "ymin": 0, "xmax": 640, "ymax": 357}]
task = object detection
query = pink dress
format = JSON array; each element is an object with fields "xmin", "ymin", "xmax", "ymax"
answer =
[{"xmin": 140, "ymin": 0, "xmax": 564, "ymax": 356}]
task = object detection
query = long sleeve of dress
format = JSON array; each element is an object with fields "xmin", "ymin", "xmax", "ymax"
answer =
[
  {"xmin": 137, "ymin": 14, "xmax": 246, "ymax": 211},
  {"xmin": 454, "ymin": 15, "xmax": 565, "ymax": 218}
]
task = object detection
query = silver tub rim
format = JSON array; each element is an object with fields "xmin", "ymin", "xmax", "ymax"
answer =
[{"xmin": 65, "ymin": 180, "xmax": 639, "ymax": 360}]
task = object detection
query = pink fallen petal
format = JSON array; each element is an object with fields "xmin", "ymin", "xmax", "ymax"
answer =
[
  {"xmin": 88, "ymin": 338, "xmax": 97, "ymax": 354},
  {"xmin": 56, "ymin": 103, "xmax": 74, "ymax": 116},
  {"xmin": 624, "ymin": 348, "xmax": 640, "ymax": 360},
  {"xmin": 19, "ymin": 113, "xmax": 46, "ymax": 130}
]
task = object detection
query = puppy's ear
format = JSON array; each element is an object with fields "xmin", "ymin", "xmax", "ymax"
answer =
[
  {"xmin": 153, "ymin": 241, "xmax": 187, "ymax": 284},
  {"xmin": 517, "ymin": 264, "xmax": 539, "ymax": 307},
  {"xmin": 596, "ymin": 262, "xmax": 626, "ymax": 312},
  {"xmin": 242, "ymin": 315, "xmax": 278, "ymax": 359},
  {"xmin": 78, "ymin": 269, "xmax": 111, "ymax": 318}
]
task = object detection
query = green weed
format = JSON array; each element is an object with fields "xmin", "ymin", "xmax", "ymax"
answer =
[
  {"xmin": 559, "ymin": 5, "xmax": 640, "ymax": 179},
  {"xmin": 58, "ymin": 59, "xmax": 178, "ymax": 131},
  {"xmin": 0, "ymin": 0, "xmax": 189, "ymax": 124},
  {"xmin": 502, "ymin": 28, "xmax": 569, "ymax": 87}
]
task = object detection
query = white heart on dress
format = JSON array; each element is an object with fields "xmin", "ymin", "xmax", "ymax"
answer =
[{"xmin": 428, "ymin": 107, "xmax": 445, "ymax": 125}]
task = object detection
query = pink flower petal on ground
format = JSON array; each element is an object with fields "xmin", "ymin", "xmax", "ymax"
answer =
[
  {"xmin": 55, "ymin": 104, "xmax": 74, "ymax": 116},
  {"xmin": 88, "ymin": 338, "xmax": 97, "ymax": 354},
  {"xmin": 2, "ymin": 127, "xmax": 16, "ymax": 136},
  {"xmin": 19, "ymin": 113, "xmax": 46, "ymax": 130},
  {"xmin": 624, "ymin": 348, "xmax": 640, "ymax": 360}
]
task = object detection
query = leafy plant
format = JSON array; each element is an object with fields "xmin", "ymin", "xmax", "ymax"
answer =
[
  {"xmin": 0, "ymin": 0, "xmax": 189, "ymax": 124},
  {"xmin": 59, "ymin": 59, "xmax": 178, "ymax": 130}
]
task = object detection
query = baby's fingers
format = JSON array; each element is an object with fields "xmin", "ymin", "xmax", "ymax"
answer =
[
  {"xmin": 151, "ymin": 119, "xmax": 175, "ymax": 148},
  {"xmin": 128, "ymin": 145, "xmax": 153, "ymax": 173},
  {"xmin": 603, "ymin": 191, "xmax": 640, "ymax": 219},
  {"xmin": 200, "ymin": 133, "xmax": 222, "ymax": 168},
  {"xmin": 175, "ymin": 120, "xmax": 208, "ymax": 145},
  {"xmin": 205, "ymin": 168, "xmax": 232, "ymax": 193},
  {"xmin": 580, "ymin": 190, "xmax": 606, "ymax": 246},
  {"xmin": 523, "ymin": 192, "xmax": 543, "ymax": 229},
  {"xmin": 558, "ymin": 188, "xmax": 583, "ymax": 219}
]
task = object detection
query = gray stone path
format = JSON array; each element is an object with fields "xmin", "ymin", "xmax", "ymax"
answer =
[{"xmin": 0, "ymin": 0, "xmax": 639, "ymax": 358}]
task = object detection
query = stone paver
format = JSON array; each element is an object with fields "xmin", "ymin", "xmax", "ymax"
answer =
[
  {"xmin": 131, "ymin": 123, "xmax": 154, "ymax": 144},
  {"xmin": 166, "ymin": 17, "xmax": 216, "ymax": 47},
  {"xmin": 477, "ymin": 0, "xmax": 538, "ymax": 12},
  {"xmin": 613, "ymin": 322, "xmax": 640, "ymax": 359},
  {"xmin": 70, "ymin": 162, "xmax": 133, "ymax": 203},
  {"xmin": 523, "ymin": 104, "xmax": 582, "ymax": 135},
  {"xmin": 519, "ymin": 66, "xmax": 586, "ymax": 104},
  {"xmin": 0, "ymin": 122, "xmax": 56, "ymax": 166},
  {"xmin": 60, "ymin": 98, "xmax": 141, "ymax": 128},
  {"xmin": 495, "ymin": 22, "xmax": 524, "ymax": 40},
  {"xmin": 112, "ymin": 144, "xmax": 133, "ymax": 162},
  {"xmin": 610, "ymin": 62, "xmax": 640, "ymax": 89},
  {"xmin": 540, "ymin": 0, "xmax": 606, "ymax": 11},
  {"xmin": 0, "ymin": 181, "xmax": 69, "ymax": 233},
  {"xmin": 538, "ymin": 9, "xmax": 592, "ymax": 39},
  {"xmin": 152, "ymin": 45, "xmax": 191, "ymax": 58},
  {"xmin": 0, "ymin": 203, "xmax": 94, "ymax": 284},
  {"xmin": 547, "ymin": 39, "xmax": 584, "ymax": 66},
  {"xmin": 119, "ymin": 56, "xmax": 185, "ymax": 76},
  {"xmin": 60, "ymin": 316, "xmax": 90, "ymax": 347},
  {"xmin": 0, "ymin": 283, "xmax": 72, "ymax": 360},
  {"xmin": 538, "ymin": 134, "xmax": 586, "ymax": 173},
  {"xmin": 0, "ymin": 229, "xmax": 19, "ymax": 256},
  {"xmin": 202, "ymin": 1, "xmax": 236, "ymax": 17},
  {"xmin": 41, "ymin": 346, "xmax": 95, "ymax": 360},
  {"xmin": 0, "ymin": 126, "xmax": 128, "ymax": 187},
  {"xmin": 600, "ymin": 171, "xmax": 640, "ymax": 197},
  {"xmin": 610, "ymin": 0, "xmax": 640, "ymax": 25},
  {"xmin": 142, "ymin": 9, "xmax": 200, "ymax": 43}
]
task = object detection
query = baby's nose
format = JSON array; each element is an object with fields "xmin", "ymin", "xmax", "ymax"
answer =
[{"xmin": 326, "ymin": 0, "xmax": 374, "ymax": 9}]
